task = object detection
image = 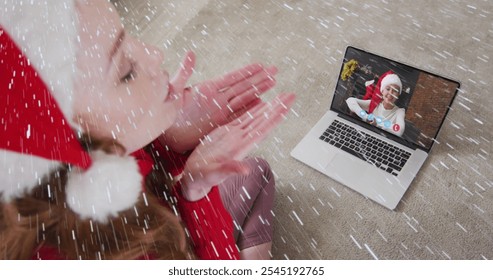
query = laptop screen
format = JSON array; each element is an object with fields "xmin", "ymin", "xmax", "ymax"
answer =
[{"xmin": 331, "ymin": 46, "xmax": 460, "ymax": 152}]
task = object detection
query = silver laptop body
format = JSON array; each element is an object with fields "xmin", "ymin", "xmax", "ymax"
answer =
[{"xmin": 291, "ymin": 46, "xmax": 460, "ymax": 210}]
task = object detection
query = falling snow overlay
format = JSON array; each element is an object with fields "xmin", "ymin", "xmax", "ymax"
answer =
[
  {"xmin": 113, "ymin": 0, "xmax": 493, "ymax": 260},
  {"xmin": 1, "ymin": 0, "xmax": 486, "ymax": 260}
]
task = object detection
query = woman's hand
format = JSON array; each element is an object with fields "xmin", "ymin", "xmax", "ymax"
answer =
[
  {"xmin": 160, "ymin": 51, "xmax": 278, "ymax": 153},
  {"xmin": 179, "ymin": 93, "xmax": 296, "ymax": 201}
]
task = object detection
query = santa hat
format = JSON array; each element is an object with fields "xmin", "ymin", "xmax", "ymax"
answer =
[
  {"xmin": 380, "ymin": 73, "xmax": 402, "ymax": 95},
  {"xmin": 0, "ymin": 0, "xmax": 142, "ymax": 223}
]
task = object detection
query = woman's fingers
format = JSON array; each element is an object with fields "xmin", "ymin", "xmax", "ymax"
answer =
[
  {"xmin": 169, "ymin": 51, "xmax": 195, "ymax": 95},
  {"xmin": 249, "ymin": 101, "xmax": 291, "ymax": 138},
  {"xmin": 226, "ymin": 98, "xmax": 262, "ymax": 123},
  {"xmin": 194, "ymin": 64, "xmax": 274, "ymax": 103},
  {"xmin": 227, "ymin": 78, "xmax": 276, "ymax": 111},
  {"xmin": 210, "ymin": 63, "xmax": 265, "ymax": 90},
  {"xmin": 239, "ymin": 93, "xmax": 295, "ymax": 127},
  {"xmin": 193, "ymin": 64, "xmax": 263, "ymax": 96},
  {"xmin": 229, "ymin": 101, "xmax": 269, "ymax": 127},
  {"xmin": 227, "ymin": 93, "xmax": 295, "ymax": 159},
  {"xmin": 242, "ymin": 93, "xmax": 294, "ymax": 136},
  {"xmin": 223, "ymin": 66, "xmax": 277, "ymax": 100},
  {"xmin": 218, "ymin": 160, "xmax": 250, "ymax": 176}
]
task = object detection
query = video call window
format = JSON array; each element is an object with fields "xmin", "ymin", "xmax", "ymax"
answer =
[{"xmin": 331, "ymin": 47, "xmax": 459, "ymax": 151}]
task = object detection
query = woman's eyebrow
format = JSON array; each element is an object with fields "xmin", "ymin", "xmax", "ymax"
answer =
[{"xmin": 109, "ymin": 29, "xmax": 125, "ymax": 63}]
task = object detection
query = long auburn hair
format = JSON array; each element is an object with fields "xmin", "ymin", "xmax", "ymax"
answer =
[{"xmin": 0, "ymin": 135, "xmax": 192, "ymax": 260}]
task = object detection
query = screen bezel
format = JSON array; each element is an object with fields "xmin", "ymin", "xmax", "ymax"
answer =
[{"xmin": 330, "ymin": 46, "xmax": 461, "ymax": 153}]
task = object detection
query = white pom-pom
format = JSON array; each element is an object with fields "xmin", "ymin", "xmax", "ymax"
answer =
[
  {"xmin": 66, "ymin": 150, "xmax": 142, "ymax": 223},
  {"xmin": 365, "ymin": 80, "xmax": 375, "ymax": 87}
]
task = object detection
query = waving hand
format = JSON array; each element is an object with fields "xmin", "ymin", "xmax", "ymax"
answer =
[
  {"xmin": 161, "ymin": 51, "xmax": 278, "ymax": 153},
  {"xmin": 179, "ymin": 93, "xmax": 296, "ymax": 201}
]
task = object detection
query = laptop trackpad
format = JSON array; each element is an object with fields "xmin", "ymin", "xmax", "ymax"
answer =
[{"xmin": 326, "ymin": 153, "xmax": 369, "ymax": 183}]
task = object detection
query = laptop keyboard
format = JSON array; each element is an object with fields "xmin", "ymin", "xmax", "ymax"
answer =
[{"xmin": 319, "ymin": 120, "xmax": 411, "ymax": 176}]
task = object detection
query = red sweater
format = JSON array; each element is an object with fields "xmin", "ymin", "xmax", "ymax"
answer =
[
  {"xmin": 145, "ymin": 140, "xmax": 239, "ymax": 260},
  {"xmin": 33, "ymin": 140, "xmax": 239, "ymax": 260}
]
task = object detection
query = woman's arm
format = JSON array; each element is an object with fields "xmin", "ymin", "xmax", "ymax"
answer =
[
  {"xmin": 146, "ymin": 139, "xmax": 239, "ymax": 260},
  {"xmin": 346, "ymin": 97, "xmax": 371, "ymax": 121},
  {"xmin": 173, "ymin": 182, "xmax": 240, "ymax": 260}
]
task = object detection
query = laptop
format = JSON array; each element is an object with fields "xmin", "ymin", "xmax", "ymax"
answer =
[{"xmin": 291, "ymin": 46, "xmax": 460, "ymax": 210}]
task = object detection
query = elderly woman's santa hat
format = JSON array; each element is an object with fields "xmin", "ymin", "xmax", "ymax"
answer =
[
  {"xmin": 380, "ymin": 73, "xmax": 402, "ymax": 95},
  {"xmin": 0, "ymin": 0, "xmax": 142, "ymax": 223}
]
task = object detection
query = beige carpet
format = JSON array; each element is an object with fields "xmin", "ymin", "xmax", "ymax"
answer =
[{"xmin": 115, "ymin": 0, "xmax": 493, "ymax": 260}]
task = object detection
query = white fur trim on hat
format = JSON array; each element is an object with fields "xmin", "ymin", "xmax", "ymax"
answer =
[
  {"xmin": 380, "ymin": 74, "xmax": 402, "ymax": 94},
  {"xmin": 0, "ymin": 0, "xmax": 78, "ymax": 127},
  {"xmin": 0, "ymin": 151, "xmax": 62, "ymax": 202},
  {"xmin": 66, "ymin": 150, "xmax": 143, "ymax": 223},
  {"xmin": 0, "ymin": 0, "xmax": 80, "ymax": 200},
  {"xmin": 365, "ymin": 80, "xmax": 375, "ymax": 87}
]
